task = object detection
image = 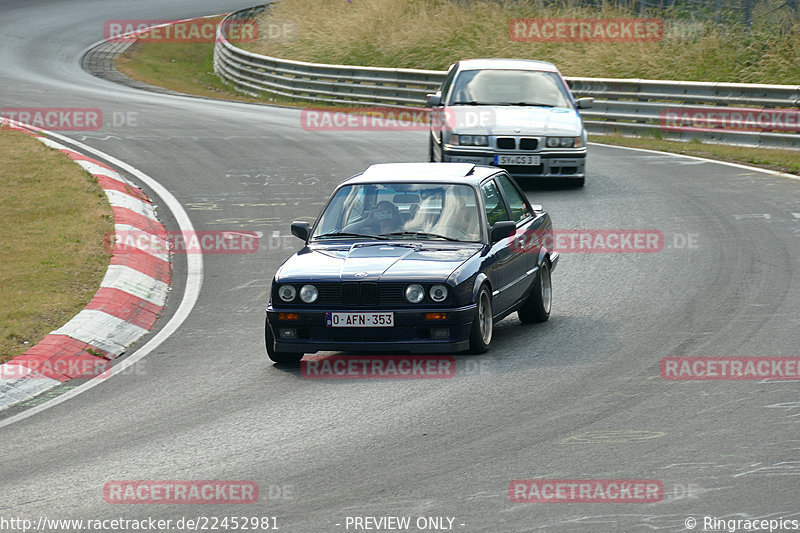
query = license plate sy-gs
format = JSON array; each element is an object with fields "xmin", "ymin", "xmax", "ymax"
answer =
[
  {"xmin": 326, "ymin": 312, "xmax": 394, "ymax": 327},
  {"xmin": 495, "ymin": 154, "xmax": 541, "ymax": 166}
]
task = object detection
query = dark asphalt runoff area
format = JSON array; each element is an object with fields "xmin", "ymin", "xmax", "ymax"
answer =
[{"xmin": 1, "ymin": 1, "xmax": 798, "ymax": 531}]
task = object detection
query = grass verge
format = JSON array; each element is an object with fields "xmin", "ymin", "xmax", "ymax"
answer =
[
  {"xmin": 250, "ymin": 0, "xmax": 800, "ymax": 83},
  {"xmin": 0, "ymin": 130, "xmax": 113, "ymax": 364},
  {"xmin": 114, "ymin": 16, "xmax": 286, "ymax": 106}
]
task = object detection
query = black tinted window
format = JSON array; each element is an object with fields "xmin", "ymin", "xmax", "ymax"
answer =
[
  {"xmin": 481, "ymin": 180, "xmax": 511, "ymax": 226},
  {"xmin": 496, "ymin": 174, "xmax": 532, "ymax": 223}
]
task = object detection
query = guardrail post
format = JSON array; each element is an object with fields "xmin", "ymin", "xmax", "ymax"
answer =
[{"xmin": 744, "ymin": 0, "xmax": 753, "ymax": 27}]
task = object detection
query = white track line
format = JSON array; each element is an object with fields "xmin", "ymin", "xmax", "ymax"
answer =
[
  {"xmin": 0, "ymin": 130, "xmax": 203, "ymax": 429},
  {"xmin": 588, "ymin": 141, "xmax": 800, "ymax": 182}
]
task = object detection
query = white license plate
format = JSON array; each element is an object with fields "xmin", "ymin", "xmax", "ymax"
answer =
[
  {"xmin": 326, "ymin": 312, "xmax": 394, "ymax": 328},
  {"xmin": 495, "ymin": 155, "xmax": 541, "ymax": 166}
]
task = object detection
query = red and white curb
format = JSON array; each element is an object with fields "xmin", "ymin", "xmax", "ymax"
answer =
[{"xmin": 0, "ymin": 120, "xmax": 172, "ymax": 411}]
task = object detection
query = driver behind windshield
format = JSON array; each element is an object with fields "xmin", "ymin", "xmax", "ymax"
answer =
[{"xmin": 350, "ymin": 200, "xmax": 403, "ymax": 236}]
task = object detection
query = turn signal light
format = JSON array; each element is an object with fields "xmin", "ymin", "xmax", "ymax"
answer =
[
  {"xmin": 425, "ymin": 312, "xmax": 447, "ymax": 320},
  {"xmin": 279, "ymin": 313, "xmax": 299, "ymax": 320}
]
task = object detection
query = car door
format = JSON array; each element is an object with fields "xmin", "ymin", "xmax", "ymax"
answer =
[
  {"xmin": 494, "ymin": 173, "xmax": 540, "ymax": 308},
  {"xmin": 479, "ymin": 177, "xmax": 527, "ymax": 314}
]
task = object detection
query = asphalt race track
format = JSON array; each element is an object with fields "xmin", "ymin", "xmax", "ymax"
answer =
[{"xmin": 1, "ymin": 1, "xmax": 799, "ymax": 531}]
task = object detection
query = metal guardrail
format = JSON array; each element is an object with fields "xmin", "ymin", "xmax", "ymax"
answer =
[{"xmin": 214, "ymin": 5, "xmax": 800, "ymax": 150}]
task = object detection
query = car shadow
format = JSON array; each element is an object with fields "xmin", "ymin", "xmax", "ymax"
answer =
[
  {"xmin": 265, "ymin": 314, "xmax": 620, "ymax": 383},
  {"xmin": 515, "ymin": 178, "xmax": 584, "ymax": 191}
]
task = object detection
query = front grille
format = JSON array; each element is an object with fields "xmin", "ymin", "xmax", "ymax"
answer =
[
  {"xmin": 519, "ymin": 138, "xmax": 538, "ymax": 150},
  {"xmin": 496, "ymin": 137, "xmax": 516, "ymax": 149},
  {"xmin": 360, "ymin": 283, "xmax": 378, "ymax": 305},
  {"xmin": 342, "ymin": 283, "xmax": 359, "ymax": 305},
  {"xmin": 316, "ymin": 284, "xmax": 341, "ymax": 302},
  {"xmin": 378, "ymin": 283, "xmax": 409, "ymax": 306}
]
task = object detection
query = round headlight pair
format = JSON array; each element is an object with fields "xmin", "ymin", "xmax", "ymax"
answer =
[
  {"xmin": 429, "ymin": 284, "xmax": 448, "ymax": 302},
  {"xmin": 546, "ymin": 136, "xmax": 578, "ymax": 148},
  {"xmin": 452, "ymin": 134, "xmax": 488, "ymax": 146},
  {"xmin": 404, "ymin": 284, "xmax": 448, "ymax": 303},
  {"xmin": 278, "ymin": 284, "xmax": 318, "ymax": 303}
]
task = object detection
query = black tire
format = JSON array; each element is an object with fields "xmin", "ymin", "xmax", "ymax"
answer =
[
  {"xmin": 428, "ymin": 135, "xmax": 436, "ymax": 162},
  {"xmin": 518, "ymin": 260, "xmax": 552, "ymax": 324},
  {"xmin": 468, "ymin": 285, "xmax": 493, "ymax": 354},
  {"xmin": 265, "ymin": 317, "xmax": 304, "ymax": 364}
]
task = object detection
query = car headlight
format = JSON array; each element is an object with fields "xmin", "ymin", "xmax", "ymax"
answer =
[
  {"xmin": 429, "ymin": 284, "xmax": 448, "ymax": 302},
  {"xmin": 278, "ymin": 285, "xmax": 296, "ymax": 302},
  {"xmin": 451, "ymin": 134, "xmax": 488, "ymax": 146},
  {"xmin": 299, "ymin": 284, "xmax": 318, "ymax": 303},
  {"xmin": 546, "ymin": 136, "xmax": 582, "ymax": 148},
  {"xmin": 405, "ymin": 284, "xmax": 425, "ymax": 303}
]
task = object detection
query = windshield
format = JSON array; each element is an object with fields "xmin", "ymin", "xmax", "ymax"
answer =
[
  {"xmin": 448, "ymin": 69, "xmax": 572, "ymax": 108},
  {"xmin": 312, "ymin": 183, "xmax": 482, "ymax": 242}
]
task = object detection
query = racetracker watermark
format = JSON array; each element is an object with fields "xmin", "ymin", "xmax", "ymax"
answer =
[
  {"xmin": 302, "ymin": 107, "xmax": 436, "ymax": 132},
  {"xmin": 103, "ymin": 481, "xmax": 258, "ymax": 504},
  {"xmin": 510, "ymin": 18, "xmax": 663, "ymax": 42},
  {"xmin": 0, "ymin": 358, "xmax": 112, "ymax": 380},
  {"xmin": 0, "ymin": 108, "xmax": 101, "ymax": 131},
  {"xmin": 300, "ymin": 106, "xmax": 494, "ymax": 132},
  {"xmin": 301, "ymin": 355, "xmax": 456, "ymax": 379},
  {"xmin": 106, "ymin": 230, "xmax": 259, "ymax": 255},
  {"xmin": 660, "ymin": 107, "xmax": 800, "ymax": 133},
  {"xmin": 660, "ymin": 357, "xmax": 800, "ymax": 381},
  {"xmin": 104, "ymin": 18, "xmax": 263, "ymax": 43},
  {"xmin": 513, "ymin": 229, "xmax": 664, "ymax": 253},
  {"xmin": 509, "ymin": 479, "xmax": 663, "ymax": 503}
]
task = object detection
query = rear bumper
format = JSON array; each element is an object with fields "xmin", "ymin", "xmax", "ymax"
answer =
[{"xmin": 266, "ymin": 304, "xmax": 476, "ymax": 354}]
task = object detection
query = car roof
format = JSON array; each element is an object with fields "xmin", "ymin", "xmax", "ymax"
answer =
[
  {"xmin": 343, "ymin": 163, "xmax": 501, "ymax": 186},
  {"xmin": 455, "ymin": 58, "xmax": 559, "ymax": 73}
]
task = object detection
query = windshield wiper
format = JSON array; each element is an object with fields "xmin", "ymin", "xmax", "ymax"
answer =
[
  {"xmin": 314, "ymin": 232, "xmax": 388, "ymax": 240},
  {"xmin": 381, "ymin": 231, "xmax": 461, "ymax": 242},
  {"xmin": 500, "ymin": 102, "xmax": 555, "ymax": 107},
  {"xmin": 450, "ymin": 100, "xmax": 493, "ymax": 106}
]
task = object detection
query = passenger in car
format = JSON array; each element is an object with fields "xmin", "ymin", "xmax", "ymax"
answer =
[{"xmin": 436, "ymin": 193, "xmax": 480, "ymax": 241}]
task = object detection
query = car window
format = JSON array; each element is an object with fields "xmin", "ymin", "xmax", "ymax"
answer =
[
  {"xmin": 439, "ymin": 65, "xmax": 458, "ymax": 102},
  {"xmin": 449, "ymin": 69, "xmax": 572, "ymax": 108},
  {"xmin": 312, "ymin": 183, "xmax": 481, "ymax": 241},
  {"xmin": 317, "ymin": 186, "xmax": 367, "ymax": 234},
  {"xmin": 496, "ymin": 174, "xmax": 532, "ymax": 223},
  {"xmin": 481, "ymin": 180, "xmax": 511, "ymax": 227},
  {"xmin": 343, "ymin": 187, "xmax": 367, "ymax": 226}
]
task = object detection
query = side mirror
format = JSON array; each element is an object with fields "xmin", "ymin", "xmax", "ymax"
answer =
[
  {"xmin": 490, "ymin": 221, "xmax": 516, "ymax": 244},
  {"xmin": 576, "ymin": 97, "xmax": 594, "ymax": 109},
  {"xmin": 425, "ymin": 93, "xmax": 442, "ymax": 107},
  {"xmin": 291, "ymin": 221, "xmax": 311, "ymax": 241}
]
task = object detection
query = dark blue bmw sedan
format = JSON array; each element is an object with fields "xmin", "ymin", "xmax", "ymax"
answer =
[{"xmin": 265, "ymin": 163, "xmax": 559, "ymax": 364}]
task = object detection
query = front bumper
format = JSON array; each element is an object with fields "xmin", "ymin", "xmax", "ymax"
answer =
[
  {"xmin": 266, "ymin": 304, "xmax": 476, "ymax": 354},
  {"xmin": 443, "ymin": 147, "xmax": 586, "ymax": 178}
]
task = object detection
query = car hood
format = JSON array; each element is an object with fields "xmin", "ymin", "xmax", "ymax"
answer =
[
  {"xmin": 276, "ymin": 242, "xmax": 482, "ymax": 283},
  {"xmin": 449, "ymin": 105, "xmax": 583, "ymax": 136}
]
